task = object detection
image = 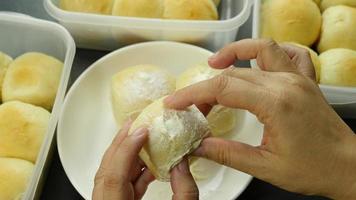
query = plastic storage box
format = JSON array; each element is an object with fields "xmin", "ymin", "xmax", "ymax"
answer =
[
  {"xmin": 44, "ymin": 0, "xmax": 252, "ymax": 51},
  {"xmin": 251, "ymin": 0, "xmax": 356, "ymax": 118},
  {"xmin": 0, "ymin": 12, "xmax": 75, "ymax": 199}
]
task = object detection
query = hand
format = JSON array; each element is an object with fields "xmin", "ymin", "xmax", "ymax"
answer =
[
  {"xmin": 165, "ymin": 39, "xmax": 356, "ymax": 199},
  {"xmin": 92, "ymin": 121, "xmax": 199, "ymax": 200}
]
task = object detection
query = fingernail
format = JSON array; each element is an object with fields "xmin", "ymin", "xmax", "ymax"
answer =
[
  {"xmin": 209, "ymin": 51, "xmax": 220, "ymax": 61},
  {"xmin": 132, "ymin": 127, "xmax": 147, "ymax": 138},
  {"xmin": 177, "ymin": 159, "xmax": 190, "ymax": 174}
]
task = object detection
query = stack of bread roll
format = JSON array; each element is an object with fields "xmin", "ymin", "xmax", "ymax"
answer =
[
  {"xmin": 261, "ymin": 0, "xmax": 356, "ymax": 87},
  {"xmin": 110, "ymin": 62, "xmax": 237, "ymax": 181},
  {"xmin": 60, "ymin": 0, "xmax": 220, "ymax": 20},
  {"xmin": 0, "ymin": 51, "xmax": 63, "ymax": 199}
]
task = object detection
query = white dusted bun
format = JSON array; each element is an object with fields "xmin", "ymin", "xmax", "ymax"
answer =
[
  {"xmin": 284, "ymin": 42, "xmax": 321, "ymax": 82},
  {"xmin": 317, "ymin": 6, "xmax": 356, "ymax": 53},
  {"xmin": 319, "ymin": 48, "xmax": 356, "ymax": 86},
  {"xmin": 111, "ymin": 65, "xmax": 175, "ymax": 126},
  {"xmin": 176, "ymin": 63, "xmax": 237, "ymax": 137},
  {"xmin": 0, "ymin": 101, "xmax": 50, "ymax": 163},
  {"xmin": 60, "ymin": 0, "xmax": 114, "ymax": 14},
  {"xmin": 129, "ymin": 97, "xmax": 209, "ymax": 181},
  {"xmin": 2, "ymin": 52, "xmax": 63, "ymax": 110},
  {"xmin": 321, "ymin": 0, "xmax": 356, "ymax": 11},
  {"xmin": 261, "ymin": 0, "xmax": 321, "ymax": 46},
  {"xmin": 0, "ymin": 158, "xmax": 34, "ymax": 200},
  {"xmin": 112, "ymin": 0, "xmax": 164, "ymax": 18},
  {"xmin": 0, "ymin": 52, "xmax": 12, "ymax": 102},
  {"xmin": 163, "ymin": 0, "xmax": 218, "ymax": 20}
]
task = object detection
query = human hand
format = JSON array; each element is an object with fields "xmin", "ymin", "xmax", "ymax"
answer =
[
  {"xmin": 165, "ymin": 39, "xmax": 356, "ymax": 199},
  {"xmin": 92, "ymin": 121, "xmax": 199, "ymax": 200}
]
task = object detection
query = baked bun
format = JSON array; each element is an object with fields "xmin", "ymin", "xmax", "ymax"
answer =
[
  {"xmin": 111, "ymin": 65, "xmax": 175, "ymax": 126},
  {"xmin": 2, "ymin": 52, "xmax": 63, "ymax": 110},
  {"xmin": 321, "ymin": 0, "xmax": 356, "ymax": 11},
  {"xmin": 176, "ymin": 63, "xmax": 237, "ymax": 137},
  {"xmin": 314, "ymin": 0, "xmax": 321, "ymax": 5},
  {"xmin": 0, "ymin": 52, "xmax": 12, "ymax": 102},
  {"xmin": 261, "ymin": 0, "xmax": 321, "ymax": 46},
  {"xmin": 213, "ymin": 0, "xmax": 221, "ymax": 6},
  {"xmin": 0, "ymin": 158, "xmax": 34, "ymax": 200},
  {"xmin": 319, "ymin": 48, "xmax": 356, "ymax": 86},
  {"xmin": 112, "ymin": 0, "xmax": 164, "ymax": 18},
  {"xmin": 129, "ymin": 97, "xmax": 209, "ymax": 181},
  {"xmin": 60, "ymin": 0, "xmax": 114, "ymax": 14},
  {"xmin": 0, "ymin": 101, "xmax": 50, "ymax": 163},
  {"xmin": 284, "ymin": 42, "xmax": 321, "ymax": 82},
  {"xmin": 163, "ymin": 0, "xmax": 218, "ymax": 20},
  {"xmin": 317, "ymin": 6, "xmax": 356, "ymax": 53}
]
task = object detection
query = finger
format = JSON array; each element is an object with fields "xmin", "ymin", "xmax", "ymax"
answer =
[
  {"xmin": 134, "ymin": 169, "xmax": 155, "ymax": 200},
  {"xmin": 221, "ymin": 66, "xmax": 274, "ymax": 86},
  {"xmin": 280, "ymin": 43, "xmax": 316, "ymax": 80},
  {"xmin": 171, "ymin": 158, "xmax": 199, "ymax": 200},
  {"xmin": 165, "ymin": 75, "xmax": 268, "ymax": 114},
  {"xmin": 193, "ymin": 137, "xmax": 270, "ymax": 178},
  {"xmin": 103, "ymin": 127, "xmax": 148, "ymax": 200},
  {"xmin": 208, "ymin": 39, "xmax": 297, "ymax": 73}
]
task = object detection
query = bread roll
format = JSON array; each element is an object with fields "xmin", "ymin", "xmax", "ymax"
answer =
[
  {"xmin": 261, "ymin": 0, "xmax": 321, "ymax": 46},
  {"xmin": 2, "ymin": 52, "xmax": 63, "ymax": 110},
  {"xmin": 163, "ymin": 0, "xmax": 218, "ymax": 20},
  {"xmin": 112, "ymin": 0, "xmax": 164, "ymax": 18},
  {"xmin": 111, "ymin": 65, "xmax": 175, "ymax": 126},
  {"xmin": 0, "ymin": 101, "xmax": 50, "ymax": 163},
  {"xmin": 321, "ymin": 0, "xmax": 356, "ymax": 11},
  {"xmin": 317, "ymin": 6, "xmax": 356, "ymax": 53},
  {"xmin": 0, "ymin": 158, "xmax": 34, "ymax": 200},
  {"xmin": 129, "ymin": 97, "xmax": 209, "ymax": 181},
  {"xmin": 284, "ymin": 42, "xmax": 321, "ymax": 82},
  {"xmin": 314, "ymin": 0, "xmax": 321, "ymax": 5},
  {"xmin": 176, "ymin": 63, "xmax": 237, "ymax": 137},
  {"xmin": 0, "ymin": 52, "xmax": 12, "ymax": 102},
  {"xmin": 60, "ymin": 0, "xmax": 114, "ymax": 14},
  {"xmin": 319, "ymin": 48, "xmax": 356, "ymax": 86},
  {"xmin": 213, "ymin": 0, "xmax": 221, "ymax": 6}
]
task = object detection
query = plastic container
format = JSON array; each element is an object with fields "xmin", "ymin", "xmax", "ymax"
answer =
[
  {"xmin": 0, "ymin": 12, "xmax": 75, "ymax": 199},
  {"xmin": 251, "ymin": 0, "xmax": 356, "ymax": 118},
  {"xmin": 44, "ymin": 0, "xmax": 252, "ymax": 51}
]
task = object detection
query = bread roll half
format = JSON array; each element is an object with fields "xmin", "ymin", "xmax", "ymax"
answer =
[
  {"xmin": 0, "ymin": 158, "xmax": 34, "ymax": 200},
  {"xmin": 0, "ymin": 101, "xmax": 50, "ymax": 163},
  {"xmin": 129, "ymin": 97, "xmax": 209, "ymax": 181},
  {"xmin": 0, "ymin": 51, "xmax": 12, "ymax": 102}
]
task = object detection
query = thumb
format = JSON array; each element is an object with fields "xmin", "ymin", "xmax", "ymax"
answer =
[{"xmin": 193, "ymin": 137, "xmax": 270, "ymax": 177}]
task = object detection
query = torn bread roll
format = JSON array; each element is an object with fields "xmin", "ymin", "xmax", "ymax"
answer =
[
  {"xmin": 176, "ymin": 63, "xmax": 237, "ymax": 137},
  {"xmin": 0, "ymin": 101, "xmax": 50, "ymax": 163},
  {"xmin": 163, "ymin": 0, "xmax": 218, "ymax": 20},
  {"xmin": 0, "ymin": 158, "xmax": 34, "ymax": 200},
  {"xmin": 111, "ymin": 65, "xmax": 175, "ymax": 126},
  {"xmin": 60, "ymin": 0, "xmax": 114, "ymax": 14},
  {"xmin": 2, "ymin": 52, "xmax": 63, "ymax": 110},
  {"xmin": 129, "ymin": 97, "xmax": 209, "ymax": 181},
  {"xmin": 0, "ymin": 52, "xmax": 12, "ymax": 102}
]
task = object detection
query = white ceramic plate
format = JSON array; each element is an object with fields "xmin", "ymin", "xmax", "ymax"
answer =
[{"xmin": 58, "ymin": 41, "xmax": 263, "ymax": 200}]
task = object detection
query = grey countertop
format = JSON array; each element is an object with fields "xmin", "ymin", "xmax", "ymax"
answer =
[{"xmin": 0, "ymin": 1, "xmax": 354, "ymax": 200}]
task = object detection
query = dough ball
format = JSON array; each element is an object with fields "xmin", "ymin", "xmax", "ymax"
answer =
[
  {"xmin": 176, "ymin": 63, "xmax": 237, "ymax": 136},
  {"xmin": 319, "ymin": 48, "xmax": 356, "ymax": 86},
  {"xmin": 0, "ymin": 101, "xmax": 50, "ymax": 163},
  {"xmin": 284, "ymin": 42, "xmax": 321, "ymax": 82},
  {"xmin": 317, "ymin": 6, "xmax": 356, "ymax": 53},
  {"xmin": 261, "ymin": 0, "xmax": 322, "ymax": 46},
  {"xmin": 163, "ymin": 0, "xmax": 218, "ymax": 20},
  {"xmin": 112, "ymin": 0, "xmax": 164, "ymax": 18},
  {"xmin": 0, "ymin": 52, "xmax": 12, "ymax": 102},
  {"xmin": 129, "ymin": 97, "xmax": 209, "ymax": 181},
  {"xmin": 0, "ymin": 158, "xmax": 34, "ymax": 200},
  {"xmin": 111, "ymin": 65, "xmax": 175, "ymax": 126},
  {"xmin": 321, "ymin": 0, "xmax": 356, "ymax": 11},
  {"xmin": 60, "ymin": 0, "xmax": 114, "ymax": 14},
  {"xmin": 2, "ymin": 52, "xmax": 63, "ymax": 110}
]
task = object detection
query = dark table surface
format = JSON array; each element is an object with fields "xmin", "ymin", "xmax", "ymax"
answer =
[{"xmin": 1, "ymin": 1, "xmax": 355, "ymax": 199}]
